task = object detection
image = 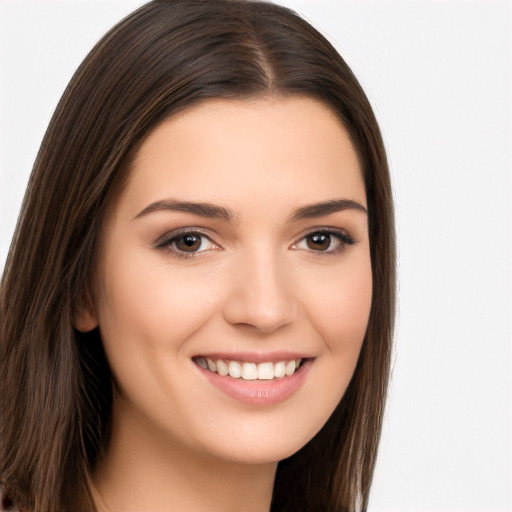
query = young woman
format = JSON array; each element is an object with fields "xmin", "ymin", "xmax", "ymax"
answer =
[{"xmin": 0, "ymin": 1, "xmax": 395, "ymax": 511}]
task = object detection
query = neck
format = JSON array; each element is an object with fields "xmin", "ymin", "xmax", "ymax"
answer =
[{"xmin": 92, "ymin": 398, "xmax": 277, "ymax": 512}]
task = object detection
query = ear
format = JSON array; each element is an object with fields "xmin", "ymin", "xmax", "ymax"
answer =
[{"xmin": 74, "ymin": 293, "xmax": 99, "ymax": 333}]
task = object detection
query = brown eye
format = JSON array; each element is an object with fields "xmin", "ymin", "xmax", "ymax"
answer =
[
  {"xmin": 306, "ymin": 233, "xmax": 332, "ymax": 251},
  {"xmin": 293, "ymin": 229, "xmax": 355, "ymax": 255},
  {"xmin": 156, "ymin": 230, "xmax": 219, "ymax": 258},
  {"xmin": 174, "ymin": 233, "xmax": 203, "ymax": 252}
]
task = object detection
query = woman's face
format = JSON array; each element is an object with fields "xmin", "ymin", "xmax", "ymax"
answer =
[{"xmin": 79, "ymin": 96, "xmax": 372, "ymax": 465}]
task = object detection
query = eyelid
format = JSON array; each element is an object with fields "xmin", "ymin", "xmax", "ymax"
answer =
[
  {"xmin": 154, "ymin": 226, "xmax": 214, "ymax": 245},
  {"xmin": 290, "ymin": 227, "xmax": 356, "ymax": 254},
  {"xmin": 154, "ymin": 227, "xmax": 221, "ymax": 257}
]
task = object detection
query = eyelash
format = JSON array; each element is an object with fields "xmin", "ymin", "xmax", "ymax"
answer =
[
  {"xmin": 155, "ymin": 228, "xmax": 219, "ymax": 260},
  {"xmin": 155, "ymin": 227, "xmax": 356, "ymax": 260},
  {"xmin": 292, "ymin": 228, "xmax": 356, "ymax": 256}
]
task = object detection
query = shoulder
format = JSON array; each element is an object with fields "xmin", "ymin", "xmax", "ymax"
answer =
[{"xmin": 1, "ymin": 484, "xmax": 21, "ymax": 512}]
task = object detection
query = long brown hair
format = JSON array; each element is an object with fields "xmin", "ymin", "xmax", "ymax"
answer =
[{"xmin": 0, "ymin": 1, "xmax": 395, "ymax": 510}]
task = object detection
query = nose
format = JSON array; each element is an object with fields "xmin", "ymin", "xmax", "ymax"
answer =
[{"xmin": 222, "ymin": 248, "xmax": 298, "ymax": 334}]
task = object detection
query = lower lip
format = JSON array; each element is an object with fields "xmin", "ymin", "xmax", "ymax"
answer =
[{"xmin": 196, "ymin": 359, "xmax": 313, "ymax": 406}]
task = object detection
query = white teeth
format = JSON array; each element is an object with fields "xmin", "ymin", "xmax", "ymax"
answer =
[
  {"xmin": 257, "ymin": 362, "xmax": 274, "ymax": 380},
  {"xmin": 285, "ymin": 360, "xmax": 296, "ymax": 376},
  {"xmin": 198, "ymin": 357, "xmax": 304, "ymax": 380},
  {"xmin": 217, "ymin": 359, "xmax": 229, "ymax": 376},
  {"xmin": 242, "ymin": 362, "xmax": 258, "ymax": 380},
  {"xmin": 228, "ymin": 361, "xmax": 242, "ymax": 378},
  {"xmin": 274, "ymin": 361, "xmax": 286, "ymax": 378}
]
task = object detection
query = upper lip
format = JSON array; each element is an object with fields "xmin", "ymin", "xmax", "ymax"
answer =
[{"xmin": 193, "ymin": 351, "xmax": 314, "ymax": 363}]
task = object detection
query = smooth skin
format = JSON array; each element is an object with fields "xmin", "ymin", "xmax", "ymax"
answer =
[{"xmin": 76, "ymin": 96, "xmax": 372, "ymax": 512}]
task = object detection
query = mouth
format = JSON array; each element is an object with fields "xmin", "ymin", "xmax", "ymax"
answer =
[
  {"xmin": 192, "ymin": 355, "xmax": 313, "ymax": 406},
  {"xmin": 194, "ymin": 356, "xmax": 306, "ymax": 381}
]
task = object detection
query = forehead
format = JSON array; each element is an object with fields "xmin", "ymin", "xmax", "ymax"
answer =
[{"xmin": 121, "ymin": 96, "xmax": 366, "ymax": 216}]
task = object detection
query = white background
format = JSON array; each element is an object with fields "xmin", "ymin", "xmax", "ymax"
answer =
[{"xmin": 0, "ymin": 1, "xmax": 511, "ymax": 511}]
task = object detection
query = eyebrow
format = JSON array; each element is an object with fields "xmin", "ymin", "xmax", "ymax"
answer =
[
  {"xmin": 290, "ymin": 199, "xmax": 368, "ymax": 220},
  {"xmin": 133, "ymin": 198, "xmax": 367, "ymax": 222},
  {"xmin": 133, "ymin": 199, "xmax": 237, "ymax": 222}
]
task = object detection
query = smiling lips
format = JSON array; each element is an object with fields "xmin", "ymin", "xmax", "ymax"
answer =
[
  {"xmin": 195, "ymin": 357, "xmax": 303, "ymax": 380},
  {"xmin": 194, "ymin": 355, "xmax": 313, "ymax": 406}
]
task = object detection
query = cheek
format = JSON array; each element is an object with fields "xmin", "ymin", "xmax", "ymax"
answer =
[
  {"xmin": 97, "ymin": 249, "xmax": 218, "ymax": 348},
  {"xmin": 283, "ymin": 256, "xmax": 372, "ymax": 447},
  {"xmin": 302, "ymin": 256, "xmax": 372, "ymax": 354}
]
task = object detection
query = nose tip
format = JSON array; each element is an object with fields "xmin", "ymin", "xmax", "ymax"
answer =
[
  {"xmin": 222, "ymin": 256, "xmax": 298, "ymax": 334},
  {"xmin": 227, "ymin": 301, "xmax": 295, "ymax": 334}
]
